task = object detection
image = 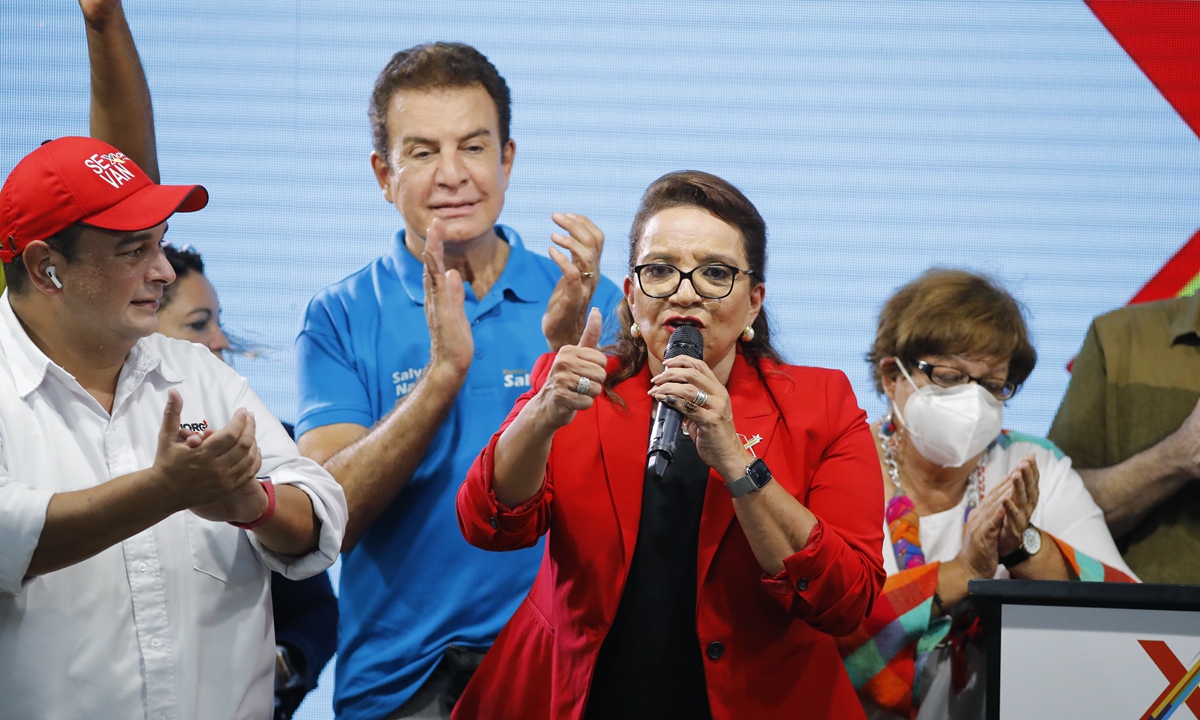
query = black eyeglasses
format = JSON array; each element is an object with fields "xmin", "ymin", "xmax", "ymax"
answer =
[
  {"xmin": 914, "ymin": 360, "xmax": 1018, "ymax": 400},
  {"xmin": 632, "ymin": 263, "xmax": 753, "ymax": 300}
]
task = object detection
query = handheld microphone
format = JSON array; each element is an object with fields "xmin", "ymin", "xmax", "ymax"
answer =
[{"xmin": 647, "ymin": 325, "xmax": 704, "ymax": 477}]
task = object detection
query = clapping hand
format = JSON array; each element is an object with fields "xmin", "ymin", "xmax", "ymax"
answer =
[
  {"xmin": 956, "ymin": 479, "xmax": 1007, "ymax": 581},
  {"xmin": 542, "ymin": 213, "xmax": 605, "ymax": 351},
  {"xmin": 994, "ymin": 455, "xmax": 1040, "ymax": 556},
  {"xmin": 151, "ymin": 390, "xmax": 267, "ymax": 524},
  {"xmin": 423, "ymin": 218, "xmax": 474, "ymax": 377}
]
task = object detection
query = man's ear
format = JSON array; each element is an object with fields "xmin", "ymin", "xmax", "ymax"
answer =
[
  {"xmin": 20, "ymin": 241, "xmax": 61, "ymax": 296},
  {"xmin": 370, "ymin": 151, "xmax": 394, "ymax": 204},
  {"xmin": 500, "ymin": 139, "xmax": 516, "ymax": 190}
]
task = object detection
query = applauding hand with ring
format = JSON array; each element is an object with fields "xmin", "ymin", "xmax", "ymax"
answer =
[
  {"xmin": 532, "ymin": 308, "xmax": 608, "ymax": 431},
  {"xmin": 542, "ymin": 213, "xmax": 607, "ymax": 352},
  {"xmin": 649, "ymin": 354, "xmax": 748, "ymax": 482}
]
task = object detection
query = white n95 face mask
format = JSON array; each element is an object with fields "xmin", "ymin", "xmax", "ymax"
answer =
[{"xmin": 891, "ymin": 358, "xmax": 1004, "ymax": 468}]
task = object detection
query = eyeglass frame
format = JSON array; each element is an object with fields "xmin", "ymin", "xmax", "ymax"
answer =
[
  {"xmin": 631, "ymin": 262, "xmax": 755, "ymax": 300},
  {"xmin": 912, "ymin": 359, "xmax": 1018, "ymax": 400}
]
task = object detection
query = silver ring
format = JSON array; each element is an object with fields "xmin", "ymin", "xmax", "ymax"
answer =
[
  {"xmin": 575, "ymin": 376, "xmax": 591, "ymax": 395},
  {"xmin": 693, "ymin": 389, "xmax": 709, "ymax": 408}
]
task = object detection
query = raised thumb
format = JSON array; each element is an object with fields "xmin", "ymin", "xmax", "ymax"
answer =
[
  {"xmin": 578, "ymin": 307, "xmax": 602, "ymax": 349},
  {"xmin": 161, "ymin": 389, "xmax": 183, "ymax": 436}
]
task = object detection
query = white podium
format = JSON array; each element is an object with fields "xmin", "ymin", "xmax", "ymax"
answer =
[{"xmin": 969, "ymin": 580, "xmax": 1200, "ymax": 720}]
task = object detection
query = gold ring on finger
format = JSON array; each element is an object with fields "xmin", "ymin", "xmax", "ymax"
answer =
[{"xmin": 581, "ymin": 271, "xmax": 596, "ymax": 279}]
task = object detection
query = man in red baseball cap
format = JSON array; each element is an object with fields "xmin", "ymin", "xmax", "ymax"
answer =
[
  {"xmin": 0, "ymin": 113, "xmax": 345, "ymax": 720},
  {"xmin": 0, "ymin": 134, "xmax": 207, "ymax": 352}
]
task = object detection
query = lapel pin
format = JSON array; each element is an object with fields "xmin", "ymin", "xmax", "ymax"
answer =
[{"xmin": 739, "ymin": 433, "xmax": 763, "ymax": 457}]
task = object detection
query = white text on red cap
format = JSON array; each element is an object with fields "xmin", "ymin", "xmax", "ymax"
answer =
[{"xmin": 84, "ymin": 152, "xmax": 136, "ymax": 189}]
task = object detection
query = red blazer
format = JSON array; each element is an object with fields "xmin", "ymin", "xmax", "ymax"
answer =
[{"xmin": 455, "ymin": 352, "xmax": 885, "ymax": 720}]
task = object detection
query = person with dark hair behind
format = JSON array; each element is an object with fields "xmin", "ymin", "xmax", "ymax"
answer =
[
  {"xmin": 157, "ymin": 244, "xmax": 338, "ymax": 720},
  {"xmin": 294, "ymin": 42, "xmax": 623, "ymax": 719},
  {"xmin": 837, "ymin": 269, "xmax": 1134, "ymax": 720},
  {"xmin": 454, "ymin": 170, "xmax": 886, "ymax": 720}
]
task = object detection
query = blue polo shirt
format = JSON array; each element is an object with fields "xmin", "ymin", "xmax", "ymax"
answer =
[{"xmin": 295, "ymin": 225, "xmax": 622, "ymax": 720}]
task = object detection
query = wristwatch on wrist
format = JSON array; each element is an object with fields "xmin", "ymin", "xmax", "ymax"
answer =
[
  {"xmin": 725, "ymin": 458, "xmax": 773, "ymax": 498},
  {"xmin": 999, "ymin": 526, "xmax": 1043, "ymax": 569}
]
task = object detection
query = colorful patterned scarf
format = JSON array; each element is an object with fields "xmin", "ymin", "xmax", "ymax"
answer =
[{"xmin": 886, "ymin": 494, "xmax": 926, "ymax": 570}]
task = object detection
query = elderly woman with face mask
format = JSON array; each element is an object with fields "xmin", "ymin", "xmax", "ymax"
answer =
[
  {"xmin": 453, "ymin": 171, "xmax": 886, "ymax": 720},
  {"xmin": 837, "ymin": 269, "xmax": 1135, "ymax": 720}
]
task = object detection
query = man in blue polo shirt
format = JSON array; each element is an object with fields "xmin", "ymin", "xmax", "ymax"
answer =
[{"xmin": 295, "ymin": 43, "xmax": 621, "ymax": 719}]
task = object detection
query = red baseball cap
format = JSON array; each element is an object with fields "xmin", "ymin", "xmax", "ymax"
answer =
[{"xmin": 0, "ymin": 136, "xmax": 208, "ymax": 263}]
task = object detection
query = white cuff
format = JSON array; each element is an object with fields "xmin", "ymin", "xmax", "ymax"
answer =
[
  {"xmin": 247, "ymin": 475, "xmax": 346, "ymax": 581},
  {"xmin": 0, "ymin": 483, "xmax": 54, "ymax": 595}
]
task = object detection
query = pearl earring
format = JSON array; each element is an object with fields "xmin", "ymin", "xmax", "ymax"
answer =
[
  {"xmin": 741, "ymin": 326, "xmax": 755, "ymax": 342},
  {"xmin": 630, "ymin": 323, "xmax": 641, "ymax": 339}
]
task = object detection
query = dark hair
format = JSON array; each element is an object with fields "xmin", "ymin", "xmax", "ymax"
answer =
[
  {"xmin": 161, "ymin": 244, "xmax": 205, "ymax": 309},
  {"xmin": 369, "ymin": 42, "xmax": 512, "ymax": 165},
  {"xmin": 1, "ymin": 223, "xmax": 83, "ymax": 294},
  {"xmin": 868, "ymin": 268, "xmax": 1038, "ymax": 394},
  {"xmin": 606, "ymin": 170, "xmax": 783, "ymax": 392}
]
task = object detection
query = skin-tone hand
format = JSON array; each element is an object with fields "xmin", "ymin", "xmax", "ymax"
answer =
[
  {"xmin": 935, "ymin": 484, "xmax": 1007, "ymax": 612},
  {"xmin": 530, "ymin": 308, "xmax": 608, "ymax": 429},
  {"xmin": 542, "ymin": 213, "xmax": 606, "ymax": 351},
  {"xmin": 78, "ymin": 0, "xmax": 122, "ymax": 26},
  {"xmin": 150, "ymin": 389, "xmax": 266, "ymax": 523},
  {"xmin": 26, "ymin": 390, "xmax": 317, "ymax": 577},
  {"xmin": 1076, "ymin": 397, "xmax": 1200, "ymax": 538},
  {"xmin": 1163, "ymin": 397, "xmax": 1200, "ymax": 477},
  {"xmin": 648, "ymin": 354, "xmax": 750, "ymax": 482},
  {"xmin": 492, "ymin": 308, "xmax": 606, "ymax": 508},
  {"xmin": 994, "ymin": 455, "xmax": 1039, "ymax": 556},
  {"xmin": 423, "ymin": 218, "xmax": 474, "ymax": 377}
]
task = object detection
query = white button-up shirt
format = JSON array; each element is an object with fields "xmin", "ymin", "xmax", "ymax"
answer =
[{"xmin": 0, "ymin": 292, "xmax": 347, "ymax": 720}]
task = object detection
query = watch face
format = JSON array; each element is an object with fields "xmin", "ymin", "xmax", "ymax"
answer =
[
  {"xmin": 747, "ymin": 458, "xmax": 772, "ymax": 488},
  {"xmin": 1023, "ymin": 527, "xmax": 1042, "ymax": 555}
]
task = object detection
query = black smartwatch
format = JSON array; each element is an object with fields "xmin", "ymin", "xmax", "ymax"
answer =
[{"xmin": 725, "ymin": 458, "xmax": 773, "ymax": 498}]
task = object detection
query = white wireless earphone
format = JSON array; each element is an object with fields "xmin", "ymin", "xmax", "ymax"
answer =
[{"xmin": 46, "ymin": 265, "xmax": 62, "ymax": 290}]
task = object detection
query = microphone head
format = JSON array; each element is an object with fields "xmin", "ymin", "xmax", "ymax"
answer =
[{"xmin": 664, "ymin": 325, "xmax": 704, "ymax": 360}]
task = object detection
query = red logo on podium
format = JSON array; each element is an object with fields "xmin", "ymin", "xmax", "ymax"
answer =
[{"xmin": 1138, "ymin": 640, "xmax": 1200, "ymax": 720}]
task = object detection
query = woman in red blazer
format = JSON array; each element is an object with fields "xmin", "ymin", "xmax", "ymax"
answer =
[{"xmin": 455, "ymin": 171, "xmax": 885, "ymax": 720}]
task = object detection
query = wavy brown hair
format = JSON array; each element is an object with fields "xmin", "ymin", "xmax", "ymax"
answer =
[
  {"xmin": 370, "ymin": 42, "xmax": 512, "ymax": 166},
  {"xmin": 605, "ymin": 170, "xmax": 783, "ymax": 394},
  {"xmin": 868, "ymin": 268, "xmax": 1037, "ymax": 395}
]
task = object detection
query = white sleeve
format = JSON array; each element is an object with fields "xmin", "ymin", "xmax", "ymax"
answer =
[
  {"xmin": 0, "ymin": 433, "xmax": 55, "ymax": 595},
  {"xmin": 232, "ymin": 382, "xmax": 347, "ymax": 580},
  {"xmin": 1030, "ymin": 447, "xmax": 1139, "ymax": 581}
]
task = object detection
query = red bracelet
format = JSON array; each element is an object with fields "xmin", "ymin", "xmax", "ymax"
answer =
[{"xmin": 229, "ymin": 480, "xmax": 276, "ymax": 530}]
